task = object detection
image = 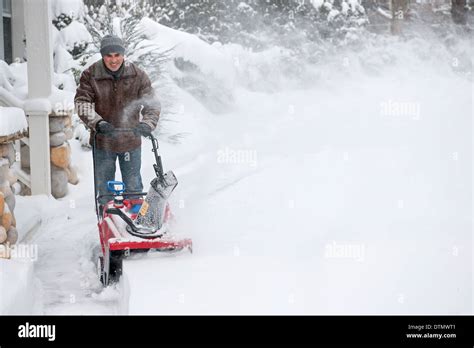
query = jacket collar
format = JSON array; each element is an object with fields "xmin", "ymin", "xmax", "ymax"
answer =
[{"xmin": 92, "ymin": 60, "xmax": 137, "ymax": 80}]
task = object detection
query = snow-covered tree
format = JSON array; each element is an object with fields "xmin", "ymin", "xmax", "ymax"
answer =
[
  {"xmin": 81, "ymin": 1, "xmax": 171, "ymax": 81},
  {"xmin": 104, "ymin": 0, "xmax": 370, "ymax": 50}
]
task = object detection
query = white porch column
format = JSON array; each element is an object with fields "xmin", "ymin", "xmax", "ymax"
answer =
[{"xmin": 24, "ymin": 0, "xmax": 53, "ymax": 196}]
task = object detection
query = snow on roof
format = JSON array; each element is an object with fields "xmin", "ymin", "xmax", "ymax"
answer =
[{"xmin": 0, "ymin": 106, "xmax": 27, "ymax": 137}]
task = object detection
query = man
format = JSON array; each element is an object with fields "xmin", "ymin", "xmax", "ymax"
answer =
[{"xmin": 74, "ymin": 34, "xmax": 160, "ymax": 210}]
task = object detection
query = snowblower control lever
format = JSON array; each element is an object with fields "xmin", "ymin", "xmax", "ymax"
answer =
[{"xmin": 150, "ymin": 135, "xmax": 165, "ymax": 182}]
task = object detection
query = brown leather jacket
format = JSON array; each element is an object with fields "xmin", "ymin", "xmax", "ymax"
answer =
[{"xmin": 74, "ymin": 60, "xmax": 160, "ymax": 152}]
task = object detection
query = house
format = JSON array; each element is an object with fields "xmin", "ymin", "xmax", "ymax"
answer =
[{"xmin": 0, "ymin": 0, "xmax": 54, "ymax": 196}]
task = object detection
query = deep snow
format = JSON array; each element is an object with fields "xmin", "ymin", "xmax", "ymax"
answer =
[
  {"xmin": 0, "ymin": 106, "xmax": 27, "ymax": 136},
  {"xmin": 125, "ymin": 75, "xmax": 472, "ymax": 314}
]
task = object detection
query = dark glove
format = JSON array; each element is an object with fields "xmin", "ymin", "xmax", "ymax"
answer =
[
  {"xmin": 96, "ymin": 120, "xmax": 115, "ymax": 134},
  {"xmin": 134, "ymin": 122, "xmax": 152, "ymax": 137}
]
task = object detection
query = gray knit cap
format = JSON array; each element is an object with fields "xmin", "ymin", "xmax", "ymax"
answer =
[{"xmin": 100, "ymin": 34, "xmax": 125, "ymax": 56}]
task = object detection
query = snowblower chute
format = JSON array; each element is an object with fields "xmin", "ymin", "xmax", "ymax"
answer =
[{"xmin": 134, "ymin": 136, "xmax": 178, "ymax": 232}]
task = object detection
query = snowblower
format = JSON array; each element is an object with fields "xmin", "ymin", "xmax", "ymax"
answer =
[{"xmin": 92, "ymin": 129, "xmax": 192, "ymax": 286}]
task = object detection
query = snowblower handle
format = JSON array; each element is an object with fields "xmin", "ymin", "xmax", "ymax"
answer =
[
  {"xmin": 149, "ymin": 135, "xmax": 165, "ymax": 182},
  {"xmin": 114, "ymin": 129, "xmax": 165, "ymax": 181}
]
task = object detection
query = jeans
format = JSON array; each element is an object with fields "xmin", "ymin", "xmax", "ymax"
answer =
[{"xmin": 93, "ymin": 146, "xmax": 144, "ymax": 205}]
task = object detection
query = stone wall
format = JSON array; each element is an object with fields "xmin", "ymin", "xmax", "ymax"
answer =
[
  {"xmin": 0, "ymin": 138, "xmax": 20, "ymax": 259},
  {"xmin": 19, "ymin": 111, "xmax": 79, "ymax": 198}
]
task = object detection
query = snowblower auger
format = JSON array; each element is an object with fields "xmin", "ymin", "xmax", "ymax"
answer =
[{"xmin": 93, "ymin": 129, "xmax": 192, "ymax": 287}]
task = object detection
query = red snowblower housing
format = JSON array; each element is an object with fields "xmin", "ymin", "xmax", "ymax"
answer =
[{"xmin": 93, "ymin": 131, "xmax": 192, "ymax": 286}]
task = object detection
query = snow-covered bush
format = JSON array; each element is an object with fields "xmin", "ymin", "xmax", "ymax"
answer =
[{"xmin": 52, "ymin": 0, "xmax": 90, "ymax": 64}]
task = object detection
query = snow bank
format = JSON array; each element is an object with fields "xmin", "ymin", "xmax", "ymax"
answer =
[
  {"xmin": 0, "ymin": 195, "xmax": 71, "ymax": 315},
  {"xmin": 0, "ymin": 196, "xmax": 45, "ymax": 316},
  {"xmin": 0, "ymin": 258, "xmax": 36, "ymax": 314},
  {"xmin": 124, "ymin": 29, "xmax": 472, "ymax": 314},
  {"xmin": 127, "ymin": 71, "xmax": 471, "ymax": 313},
  {"xmin": 0, "ymin": 106, "xmax": 27, "ymax": 136},
  {"xmin": 139, "ymin": 17, "xmax": 235, "ymax": 85}
]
